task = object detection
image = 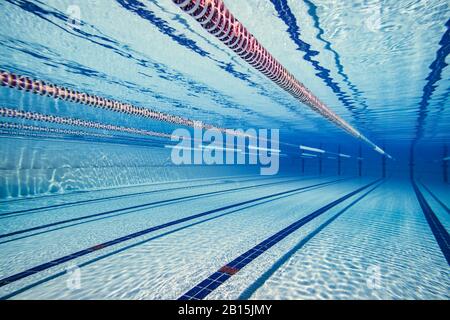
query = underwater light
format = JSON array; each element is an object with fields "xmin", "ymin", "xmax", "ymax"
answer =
[
  {"xmin": 443, "ymin": 156, "xmax": 450, "ymax": 161},
  {"xmin": 199, "ymin": 144, "xmax": 242, "ymax": 152},
  {"xmin": 172, "ymin": 0, "xmax": 391, "ymax": 158},
  {"xmin": 164, "ymin": 145, "xmax": 203, "ymax": 151},
  {"xmin": 339, "ymin": 153, "xmax": 351, "ymax": 158},
  {"xmin": 301, "ymin": 153, "xmax": 317, "ymax": 158},
  {"xmin": 299, "ymin": 145, "xmax": 325, "ymax": 153},
  {"xmin": 248, "ymin": 145, "xmax": 281, "ymax": 153}
]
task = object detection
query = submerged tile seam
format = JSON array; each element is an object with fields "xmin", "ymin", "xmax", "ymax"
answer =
[
  {"xmin": 177, "ymin": 179, "xmax": 381, "ymax": 300},
  {"xmin": 412, "ymin": 180, "xmax": 450, "ymax": 265},
  {"xmin": 0, "ymin": 178, "xmax": 345, "ymax": 290}
]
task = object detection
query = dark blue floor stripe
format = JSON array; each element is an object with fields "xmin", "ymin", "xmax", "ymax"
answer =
[
  {"xmin": 420, "ymin": 182, "xmax": 450, "ymax": 214},
  {"xmin": 238, "ymin": 181, "xmax": 384, "ymax": 299},
  {"xmin": 0, "ymin": 177, "xmax": 306, "ymax": 239},
  {"xmin": 0, "ymin": 178, "xmax": 340, "ymax": 248},
  {"xmin": 0, "ymin": 175, "xmax": 278, "ymax": 217},
  {"xmin": 412, "ymin": 180, "xmax": 450, "ymax": 265},
  {"xmin": 178, "ymin": 179, "xmax": 380, "ymax": 300},
  {"xmin": 0, "ymin": 178, "xmax": 344, "ymax": 289}
]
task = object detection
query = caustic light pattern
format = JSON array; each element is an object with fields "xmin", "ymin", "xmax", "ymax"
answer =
[{"xmin": 0, "ymin": 0, "xmax": 449, "ymax": 300}]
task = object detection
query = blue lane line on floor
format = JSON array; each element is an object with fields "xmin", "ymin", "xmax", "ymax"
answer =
[
  {"xmin": 412, "ymin": 180, "xmax": 450, "ymax": 265},
  {"xmin": 0, "ymin": 179, "xmax": 338, "ymax": 300},
  {"xmin": 0, "ymin": 175, "xmax": 283, "ymax": 217},
  {"xmin": 0, "ymin": 177, "xmax": 305, "ymax": 239},
  {"xmin": 420, "ymin": 182, "xmax": 450, "ymax": 214},
  {"xmin": 238, "ymin": 181, "xmax": 384, "ymax": 300},
  {"xmin": 178, "ymin": 179, "xmax": 380, "ymax": 300},
  {"xmin": 0, "ymin": 174, "xmax": 257, "ymax": 205},
  {"xmin": 0, "ymin": 178, "xmax": 338, "ymax": 247},
  {"xmin": 0, "ymin": 178, "xmax": 344, "ymax": 289}
]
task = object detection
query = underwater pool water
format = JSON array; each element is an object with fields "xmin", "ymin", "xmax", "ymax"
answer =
[{"xmin": 0, "ymin": 0, "xmax": 449, "ymax": 300}]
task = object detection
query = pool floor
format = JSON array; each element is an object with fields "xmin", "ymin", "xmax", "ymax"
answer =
[{"xmin": 0, "ymin": 175, "xmax": 448, "ymax": 299}]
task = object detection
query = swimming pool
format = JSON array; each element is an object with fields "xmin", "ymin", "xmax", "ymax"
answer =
[{"xmin": 0, "ymin": 0, "xmax": 449, "ymax": 300}]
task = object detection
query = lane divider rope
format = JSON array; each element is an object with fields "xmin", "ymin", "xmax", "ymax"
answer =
[
  {"xmin": 0, "ymin": 107, "xmax": 175, "ymax": 139},
  {"xmin": 0, "ymin": 70, "xmax": 252, "ymax": 140},
  {"xmin": 0, "ymin": 121, "xmax": 113, "ymax": 139},
  {"xmin": 0, "ymin": 70, "xmax": 205, "ymax": 129},
  {"xmin": 171, "ymin": 0, "xmax": 390, "ymax": 157}
]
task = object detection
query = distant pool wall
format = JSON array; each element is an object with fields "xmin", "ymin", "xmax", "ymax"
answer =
[
  {"xmin": 0, "ymin": 136, "xmax": 261, "ymax": 199},
  {"xmin": 2, "ymin": 135, "xmax": 314, "ymax": 199},
  {"xmin": 1, "ymin": 135, "xmax": 446, "ymax": 200}
]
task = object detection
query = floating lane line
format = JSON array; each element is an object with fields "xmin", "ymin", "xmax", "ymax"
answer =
[
  {"xmin": 0, "ymin": 107, "xmax": 175, "ymax": 139},
  {"xmin": 0, "ymin": 72, "xmax": 281, "ymax": 147},
  {"xmin": 177, "ymin": 179, "xmax": 381, "ymax": 300},
  {"xmin": 412, "ymin": 179, "xmax": 450, "ymax": 265},
  {"xmin": 0, "ymin": 70, "xmax": 212, "ymax": 131},
  {"xmin": 171, "ymin": 0, "xmax": 390, "ymax": 157},
  {"xmin": 0, "ymin": 178, "xmax": 346, "ymax": 288}
]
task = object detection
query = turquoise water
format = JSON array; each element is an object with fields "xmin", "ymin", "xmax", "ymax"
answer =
[{"xmin": 0, "ymin": 0, "xmax": 449, "ymax": 300}]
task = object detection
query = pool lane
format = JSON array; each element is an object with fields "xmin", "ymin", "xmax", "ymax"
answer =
[
  {"xmin": 0, "ymin": 176, "xmax": 327, "ymax": 278},
  {"xmin": 412, "ymin": 180, "xmax": 450, "ymax": 264},
  {"xmin": 0, "ymin": 175, "xmax": 307, "ymax": 239},
  {"xmin": 420, "ymin": 182, "xmax": 449, "ymax": 213},
  {"xmin": 418, "ymin": 182, "xmax": 450, "ymax": 233},
  {"xmin": 1, "ymin": 177, "xmax": 368, "ymax": 299},
  {"xmin": 0, "ymin": 176, "xmax": 343, "ymax": 295},
  {"xmin": 179, "ymin": 180, "xmax": 381, "ymax": 300},
  {"xmin": 0, "ymin": 175, "xmax": 310, "ymax": 239},
  {"xmin": 0, "ymin": 174, "xmax": 281, "ymax": 216},
  {"xmin": 246, "ymin": 180, "xmax": 450, "ymax": 300}
]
